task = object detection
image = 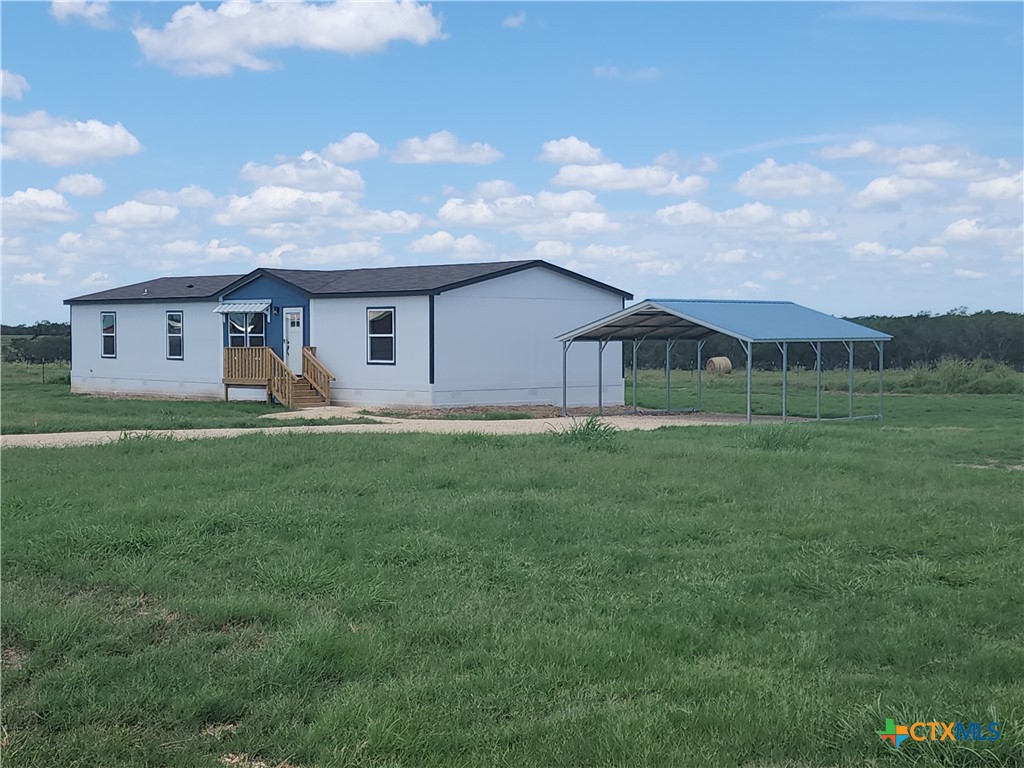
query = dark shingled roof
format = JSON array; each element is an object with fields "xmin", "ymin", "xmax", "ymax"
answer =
[
  {"xmin": 66, "ymin": 260, "xmax": 632, "ymax": 304},
  {"xmin": 64, "ymin": 274, "xmax": 244, "ymax": 304}
]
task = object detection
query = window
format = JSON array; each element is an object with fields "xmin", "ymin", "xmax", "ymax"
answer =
[
  {"xmin": 227, "ymin": 312, "xmax": 266, "ymax": 347},
  {"xmin": 367, "ymin": 307, "xmax": 395, "ymax": 364},
  {"xmin": 166, "ymin": 311, "xmax": 183, "ymax": 360},
  {"xmin": 100, "ymin": 312, "xmax": 116, "ymax": 358}
]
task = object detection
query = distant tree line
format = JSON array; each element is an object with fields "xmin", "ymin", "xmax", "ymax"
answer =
[
  {"xmin": 626, "ymin": 309, "xmax": 1023, "ymax": 371},
  {"xmin": 2, "ymin": 321, "xmax": 71, "ymax": 363}
]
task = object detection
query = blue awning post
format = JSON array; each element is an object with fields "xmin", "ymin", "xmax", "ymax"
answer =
[{"xmin": 696, "ymin": 338, "xmax": 705, "ymax": 412}]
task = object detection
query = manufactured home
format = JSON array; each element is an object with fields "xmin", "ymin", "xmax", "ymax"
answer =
[{"xmin": 65, "ymin": 260, "xmax": 631, "ymax": 408}]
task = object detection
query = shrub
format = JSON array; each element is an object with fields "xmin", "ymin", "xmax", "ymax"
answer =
[
  {"xmin": 548, "ymin": 415, "xmax": 622, "ymax": 451},
  {"xmin": 741, "ymin": 425, "xmax": 812, "ymax": 452}
]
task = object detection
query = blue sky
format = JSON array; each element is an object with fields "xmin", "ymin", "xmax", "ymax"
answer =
[{"xmin": 2, "ymin": 1, "xmax": 1022, "ymax": 324}]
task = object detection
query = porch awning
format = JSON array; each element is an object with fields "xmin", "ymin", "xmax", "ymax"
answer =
[{"xmin": 213, "ymin": 300, "xmax": 271, "ymax": 314}]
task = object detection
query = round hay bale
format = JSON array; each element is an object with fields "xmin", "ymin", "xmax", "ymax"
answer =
[{"xmin": 705, "ymin": 356, "xmax": 733, "ymax": 374}]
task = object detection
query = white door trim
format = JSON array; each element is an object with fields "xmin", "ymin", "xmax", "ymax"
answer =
[{"xmin": 283, "ymin": 307, "xmax": 304, "ymax": 374}]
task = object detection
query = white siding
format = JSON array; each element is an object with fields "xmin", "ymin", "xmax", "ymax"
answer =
[
  {"xmin": 432, "ymin": 268, "xmax": 624, "ymax": 406},
  {"xmin": 70, "ymin": 302, "xmax": 224, "ymax": 399},
  {"xmin": 309, "ymin": 296, "xmax": 431, "ymax": 406}
]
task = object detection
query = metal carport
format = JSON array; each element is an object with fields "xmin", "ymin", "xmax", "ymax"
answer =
[{"xmin": 556, "ymin": 299, "xmax": 894, "ymax": 423}]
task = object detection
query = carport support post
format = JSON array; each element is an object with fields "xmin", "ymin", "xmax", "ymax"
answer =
[
  {"xmin": 631, "ymin": 339, "xmax": 638, "ymax": 415},
  {"xmin": 696, "ymin": 339, "xmax": 705, "ymax": 411},
  {"xmin": 598, "ymin": 339, "xmax": 608, "ymax": 415},
  {"xmin": 741, "ymin": 340, "xmax": 753, "ymax": 424},
  {"xmin": 874, "ymin": 340, "xmax": 884, "ymax": 419},
  {"xmin": 561, "ymin": 340, "xmax": 571, "ymax": 417},
  {"xmin": 812, "ymin": 342, "xmax": 821, "ymax": 421},
  {"xmin": 665, "ymin": 340, "xmax": 675, "ymax": 414},
  {"xmin": 845, "ymin": 341, "xmax": 854, "ymax": 419},
  {"xmin": 778, "ymin": 341, "xmax": 788, "ymax": 423}
]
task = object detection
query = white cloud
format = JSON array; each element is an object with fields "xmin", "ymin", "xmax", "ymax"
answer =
[
  {"xmin": 940, "ymin": 218, "xmax": 1022, "ymax": 245},
  {"xmin": 820, "ymin": 139, "xmax": 879, "ymax": 160},
  {"xmin": 539, "ymin": 136, "xmax": 605, "ymax": 165},
  {"xmin": 855, "ymin": 176, "xmax": 938, "ymax": 207},
  {"xmin": 533, "ymin": 240, "xmax": 573, "ymax": 259},
  {"xmin": 634, "ymin": 259, "xmax": 682, "ymax": 276},
  {"xmin": 472, "ymin": 179, "xmax": 518, "ymax": 199},
  {"xmin": 2, "ymin": 110, "xmax": 141, "ymax": 166},
  {"xmin": 967, "ymin": 172, "xmax": 1023, "ymax": 201},
  {"xmin": 696, "ymin": 156, "xmax": 719, "ymax": 173},
  {"xmin": 849, "ymin": 241, "xmax": 904, "ymax": 261},
  {"xmin": 897, "ymin": 159, "xmax": 981, "ymax": 179},
  {"xmin": 762, "ymin": 270, "xmax": 786, "ymax": 280},
  {"xmin": 410, "ymin": 231, "xmax": 493, "ymax": 254},
  {"xmin": 436, "ymin": 191, "xmax": 616, "ymax": 239},
  {"xmin": 205, "ymin": 239, "xmax": 253, "ymax": 262},
  {"xmin": 51, "ymin": 1, "xmax": 110, "ymax": 27},
  {"xmin": 138, "ymin": 184, "xmax": 217, "ymax": 207},
  {"xmin": 133, "ymin": 0, "xmax": 445, "ymax": 76},
  {"xmin": 216, "ymin": 185, "xmax": 358, "ymax": 226},
  {"xmin": 80, "ymin": 271, "xmax": 112, "ymax": 287},
  {"xmin": 12, "ymin": 272, "xmax": 58, "ymax": 286},
  {"xmin": 594, "ymin": 66, "xmax": 661, "ymax": 81},
  {"xmin": 56, "ymin": 173, "xmax": 105, "ymax": 197},
  {"xmin": 740, "ymin": 281, "xmax": 765, "ymax": 291},
  {"xmin": 553, "ymin": 162, "xmax": 706, "ymax": 196},
  {"xmin": 95, "ymin": 201, "xmax": 180, "ymax": 228},
  {"xmin": 578, "ymin": 244, "xmax": 657, "ymax": 263},
  {"xmin": 240, "ymin": 151, "xmax": 365, "ymax": 192},
  {"xmin": 735, "ymin": 158, "xmax": 844, "ymax": 197},
  {"xmin": 502, "ymin": 11, "xmax": 526, "ymax": 28},
  {"xmin": 954, "ymin": 268, "xmax": 986, "ymax": 279},
  {"xmin": 321, "ymin": 132, "xmax": 380, "ymax": 163},
  {"xmin": 341, "ymin": 209, "xmax": 422, "ymax": 233},
  {"xmin": 158, "ymin": 240, "xmax": 204, "ymax": 257},
  {"xmin": 393, "ymin": 131, "xmax": 502, "ymax": 164},
  {"xmin": 705, "ymin": 247, "xmax": 750, "ymax": 264},
  {"xmin": 657, "ymin": 200, "xmax": 775, "ymax": 228},
  {"xmin": 820, "ymin": 140, "xmax": 943, "ymax": 164},
  {"xmin": 1, "ymin": 188, "xmax": 77, "ymax": 224},
  {"xmin": 1, "ymin": 70, "xmax": 30, "ymax": 99},
  {"xmin": 303, "ymin": 240, "xmax": 386, "ymax": 265},
  {"xmin": 902, "ymin": 245, "xmax": 947, "ymax": 261}
]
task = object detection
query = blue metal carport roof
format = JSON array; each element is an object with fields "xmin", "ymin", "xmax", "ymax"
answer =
[{"xmin": 556, "ymin": 299, "xmax": 892, "ymax": 344}]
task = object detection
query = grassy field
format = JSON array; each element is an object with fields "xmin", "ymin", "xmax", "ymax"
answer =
[
  {"xmin": 0, "ymin": 363, "xmax": 376, "ymax": 434},
  {"xmin": 2, "ymin": 388, "xmax": 1022, "ymax": 766}
]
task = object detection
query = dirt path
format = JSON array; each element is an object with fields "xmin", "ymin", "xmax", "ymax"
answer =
[{"xmin": 1, "ymin": 411, "xmax": 775, "ymax": 449}]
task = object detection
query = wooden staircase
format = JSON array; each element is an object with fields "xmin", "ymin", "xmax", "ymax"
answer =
[
  {"xmin": 223, "ymin": 346, "xmax": 335, "ymax": 409},
  {"xmin": 290, "ymin": 375, "xmax": 328, "ymax": 408}
]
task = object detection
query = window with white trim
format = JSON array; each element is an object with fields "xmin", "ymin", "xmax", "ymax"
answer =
[
  {"xmin": 367, "ymin": 307, "xmax": 395, "ymax": 364},
  {"xmin": 100, "ymin": 312, "xmax": 116, "ymax": 358},
  {"xmin": 227, "ymin": 312, "xmax": 266, "ymax": 347},
  {"xmin": 166, "ymin": 311, "xmax": 183, "ymax": 360}
]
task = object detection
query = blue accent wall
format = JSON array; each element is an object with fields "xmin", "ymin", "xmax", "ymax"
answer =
[{"xmin": 221, "ymin": 274, "xmax": 309, "ymax": 355}]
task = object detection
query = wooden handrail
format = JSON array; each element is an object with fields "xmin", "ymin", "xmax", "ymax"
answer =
[
  {"xmin": 302, "ymin": 346, "xmax": 335, "ymax": 401},
  {"xmin": 267, "ymin": 347, "xmax": 294, "ymax": 407},
  {"xmin": 224, "ymin": 346, "xmax": 269, "ymax": 384}
]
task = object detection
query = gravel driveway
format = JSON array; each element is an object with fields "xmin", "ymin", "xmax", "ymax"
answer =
[{"xmin": 1, "ymin": 410, "xmax": 771, "ymax": 449}]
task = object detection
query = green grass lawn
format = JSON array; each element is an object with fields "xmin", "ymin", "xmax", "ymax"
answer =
[
  {"xmin": 0, "ymin": 363, "xmax": 376, "ymax": 434},
  {"xmin": 2, "ymin": 392, "xmax": 1022, "ymax": 766}
]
